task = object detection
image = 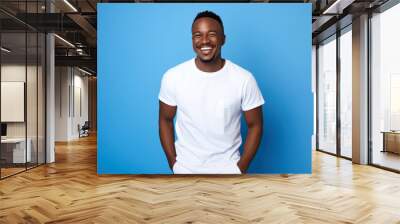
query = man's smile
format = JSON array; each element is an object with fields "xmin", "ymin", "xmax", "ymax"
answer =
[{"xmin": 199, "ymin": 46, "xmax": 213, "ymax": 55}]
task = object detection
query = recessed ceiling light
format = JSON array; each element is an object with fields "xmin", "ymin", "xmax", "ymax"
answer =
[
  {"xmin": 1, "ymin": 47, "xmax": 11, "ymax": 53},
  {"xmin": 78, "ymin": 67, "xmax": 93, "ymax": 76},
  {"xmin": 63, "ymin": 0, "xmax": 78, "ymax": 12},
  {"xmin": 322, "ymin": 0, "xmax": 354, "ymax": 15},
  {"xmin": 54, "ymin": 34, "xmax": 75, "ymax": 48}
]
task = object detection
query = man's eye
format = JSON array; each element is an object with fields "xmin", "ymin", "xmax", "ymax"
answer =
[
  {"xmin": 193, "ymin": 34, "xmax": 201, "ymax": 38},
  {"xmin": 209, "ymin": 33, "xmax": 217, "ymax": 37}
]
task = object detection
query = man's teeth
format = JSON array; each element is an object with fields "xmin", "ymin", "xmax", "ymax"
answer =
[{"xmin": 201, "ymin": 47, "xmax": 212, "ymax": 50}]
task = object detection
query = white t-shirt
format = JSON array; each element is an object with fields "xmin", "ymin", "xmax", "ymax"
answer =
[{"xmin": 159, "ymin": 58, "xmax": 264, "ymax": 174}]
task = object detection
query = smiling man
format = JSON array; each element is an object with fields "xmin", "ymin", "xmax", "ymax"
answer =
[{"xmin": 158, "ymin": 11, "xmax": 264, "ymax": 174}]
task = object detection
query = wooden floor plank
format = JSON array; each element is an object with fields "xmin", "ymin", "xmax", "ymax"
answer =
[{"xmin": 1, "ymin": 134, "xmax": 400, "ymax": 223}]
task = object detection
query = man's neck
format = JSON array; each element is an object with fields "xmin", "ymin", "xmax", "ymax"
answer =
[{"xmin": 195, "ymin": 57, "xmax": 225, "ymax": 73}]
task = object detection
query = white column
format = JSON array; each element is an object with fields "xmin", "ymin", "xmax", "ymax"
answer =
[
  {"xmin": 46, "ymin": 1, "xmax": 55, "ymax": 163},
  {"xmin": 46, "ymin": 33, "xmax": 55, "ymax": 163},
  {"xmin": 352, "ymin": 14, "xmax": 369, "ymax": 164}
]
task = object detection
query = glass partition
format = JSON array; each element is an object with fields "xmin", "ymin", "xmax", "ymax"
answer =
[
  {"xmin": 26, "ymin": 0, "xmax": 43, "ymax": 170},
  {"xmin": 38, "ymin": 32, "xmax": 45, "ymax": 165},
  {"xmin": 27, "ymin": 31, "xmax": 38, "ymax": 169},
  {"xmin": 317, "ymin": 35, "xmax": 337, "ymax": 154},
  {"xmin": 0, "ymin": 1, "xmax": 46, "ymax": 179},
  {"xmin": 1, "ymin": 31, "xmax": 27, "ymax": 177}
]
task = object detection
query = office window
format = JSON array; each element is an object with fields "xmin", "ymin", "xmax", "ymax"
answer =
[
  {"xmin": 339, "ymin": 27, "xmax": 352, "ymax": 158},
  {"xmin": 371, "ymin": 2, "xmax": 400, "ymax": 171},
  {"xmin": 318, "ymin": 35, "xmax": 337, "ymax": 154}
]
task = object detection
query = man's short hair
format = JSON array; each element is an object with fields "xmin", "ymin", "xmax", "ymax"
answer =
[{"xmin": 193, "ymin": 10, "xmax": 224, "ymax": 32}]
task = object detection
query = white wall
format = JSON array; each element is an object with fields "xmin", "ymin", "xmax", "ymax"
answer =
[
  {"xmin": 55, "ymin": 67, "xmax": 89, "ymax": 141},
  {"xmin": 55, "ymin": 66, "xmax": 70, "ymax": 141},
  {"xmin": 1, "ymin": 65, "xmax": 26, "ymax": 136},
  {"xmin": 1, "ymin": 64, "xmax": 46, "ymax": 163},
  {"xmin": 1, "ymin": 65, "xmax": 41, "ymax": 137},
  {"xmin": 70, "ymin": 72, "xmax": 89, "ymax": 139}
]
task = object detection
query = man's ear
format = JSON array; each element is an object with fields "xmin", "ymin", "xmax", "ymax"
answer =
[{"xmin": 222, "ymin": 34, "xmax": 226, "ymax": 46}]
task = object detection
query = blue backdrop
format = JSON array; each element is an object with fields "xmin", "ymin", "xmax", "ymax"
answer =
[{"xmin": 98, "ymin": 3, "xmax": 312, "ymax": 174}]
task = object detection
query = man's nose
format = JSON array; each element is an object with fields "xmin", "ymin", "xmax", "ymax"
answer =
[{"xmin": 201, "ymin": 35, "xmax": 210, "ymax": 44}]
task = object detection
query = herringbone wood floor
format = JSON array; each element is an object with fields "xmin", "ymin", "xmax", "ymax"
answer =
[{"xmin": 1, "ymin": 134, "xmax": 400, "ymax": 224}]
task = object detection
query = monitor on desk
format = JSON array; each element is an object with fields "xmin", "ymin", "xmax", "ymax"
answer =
[{"xmin": 1, "ymin": 123, "xmax": 7, "ymax": 138}]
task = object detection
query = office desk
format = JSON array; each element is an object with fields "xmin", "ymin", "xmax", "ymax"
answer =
[
  {"xmin": 1, "ymin": 138, "xmax": 31, "ymax": 163},
  {"xmin": 382, "ymin": 131, "xmax": 400, "ymax": 154}
]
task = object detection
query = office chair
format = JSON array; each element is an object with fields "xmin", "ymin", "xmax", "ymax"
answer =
[{"xmin": 79, "ymin": 121, "xmax": 90, "ymax": 138}]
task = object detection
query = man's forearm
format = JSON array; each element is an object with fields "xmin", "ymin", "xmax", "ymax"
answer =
[
  {"xmin": 159, "ymin": 119, "xmax": 177, "ymax": 168},
  {"xmin": 238, "ymin": 124, "xmax": 263, "ymax": 173}
]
